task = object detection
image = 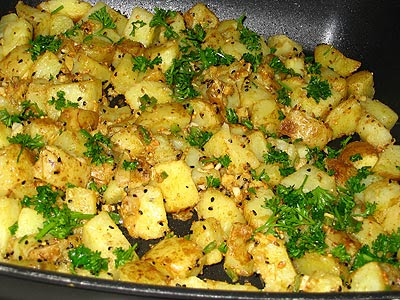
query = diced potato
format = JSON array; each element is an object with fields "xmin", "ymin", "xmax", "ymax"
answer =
[
  {"xmin": 339, "ymin": 141, "xmax": 378, "ymax": 169},
  {"xmin": 362, "ymin": 179, "xmax": 400, "ymax": 224},
  {"xmin": 115, "ymin": 260, "xmax": 168, "ymax": 285},
  {"xmin": 356, "ymin": 112, "xmax": 392, "ymax": 150},
  {"xmin": 137, "ymin": 103, "xmax": 191, "ymax": 134},
  {"xmin": 145, "ymin": 41, "xmax": 179, "ymax": 72},
  {"xmin": 293, "ymin": 253, "xmax": 342, "ymax": 292},
  {"xmin": 110, "ymin": 126, "xmax": 145, "ymax": 157},
  {"xmin": 38, "ymin": 0, "xmax": 92, "ymax": 21},
  {"xmin": 284, "ymin": 56, "xmax": 305, "ymax": 77},
  {"xmin": 0, "ymin": 123, "xmax": 11, "ymax": 149},
  {"xmin": 15, "ymin": 207, "xmax": 44, "ymax": 238},
  {"xmin": 183, "ymin": 3, "xmax": 219, "ymax": 29},
  {"xmin": 15, "ymin": 1, "xmax": 50, "ymax": 35},
  {"xmin": 153, "ymin": 160, "xmax": 199, "ymax": 213},
  {"xmin": 267, "ymin": 35, "xmax": 303, "ymax": 58},
  {"xmin": 33, "ymin": 145, "xmax": 90, "ymax": 188},
  {"xmin": 281, "ymin": 164, "xmax": 336, "ymax": 193},
  {"xmin": 72, "ymin": 53, "xmax": 112, "ymax": 81},
  {"xmin": 23, "ymin": 117, "xmax": 62, "ymax": 145},
  {"xmin": 352, "ymin": 218, "xmax": 384, "ymax": 247},
  {"xmin": 203, "ymin": 124, "xmax": 260, "ymax": 173},
  {"xmin": 82, "ymin": 211, "xmax": 131, "ymax": 262},
  {"xmin": 1, "ymin": 16, "xmax": 32, "ymax": 58},
  {"xmin": 0, "ymin": 144, "xmax": 35, "ymax": 197},
  {"xmin": 0, "ymin": 197, "xmax": 21, "ymax": 255},
  {"xmin": 314, "ymin": 44, "xmax": 361, "ymax": 77},
  {"xmin": 347, "ymin": 70, "xmax": 375, "ymax": 98},
  {"xmin": 250, "ymin": 99, "xmax": 280, "ymax": 133},
  {"xmin": 59, "ymin": 108, "xmax": 99, "ymax": 132},
  {"xmin": 348, "ymin": 262, "xmax": 388, "ymax": 291},
  {"xmin": 196, "ymin": 189, "xmax": 245, "ymax": 236},
  {"xmin": 190, "ymin": 99, "xmax": 222, "ymax": 130},
  {"xmin": 243, "ymin": 187, "xmax": 274, "ymax": 229},
  {"xmin": 325, "ymin": 97, "xmax": 363, "ymax": 139},
  {"xmin": 361, "ymin": 98, "xmax": 398, "ymax": 130},
  {"xmin": 249, "ymin": 233, "xmax": 297, "ymax": 292},
  {"xmin": 125, "ymin": 81, "xmax": 173, "ymax": 111},
  {"xmin": 49, "ymin": 14, "xmax": 74, "ymax": 35},
  {"xmin": 373, "ymin": 145, "xmax": 400, "ymax": 180},
  {"xmin": 30, "ymin": 51, "xmax": 62, "ymax": 80},
  {"xmin": 52, "ymin": 129, "xmax": 88, "ymax": 158},
  {"xmin": 142, "ymin": 236, "xmax": 205, "ymax": 279},
  {"xmin": 381, "ymin": 200, "xmax": 400, "ymax": 233},
  {"xmin": 279, "ymin": 109, "xmax": 333, "ymax": 148},
  {"xmin": 110, "ymin": 53, "xmax": 141, "ymax": 94},
  {"xmin": 190, "ymin": 218, "xmax": 224, "ymax": 265},
  {"xmin": 65, "ymin": 187, "xmax": 97, "ymax": 214},
  {"xmin": 123, "ymin": 7, "xmax": 155, "ymax": 47},
  {"xmin": 0, "ymin": 45, "xmax": 34, "ymax": 79},
  {"xmin": 120, "ymin": 185, "xmax": 169, "ymax": 240},
  {"xmin": 152, "ymin": 135, "xmax": 179, "ymax": 164},
  {"xmin": 224, "ymin": 223, "xmax": 254, "ymax": 277}
]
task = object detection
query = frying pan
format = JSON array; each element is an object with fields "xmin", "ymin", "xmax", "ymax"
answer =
[{"xmin": 0, "ymin": 0, "xmax": 400, "ymax": 299}]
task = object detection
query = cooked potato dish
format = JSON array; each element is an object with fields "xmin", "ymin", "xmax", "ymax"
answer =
[{"xmin": 1, "ymin": 0, "xmax": 400, "ymax": 293}]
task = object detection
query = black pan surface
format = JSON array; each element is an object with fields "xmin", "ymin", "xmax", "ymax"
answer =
[{"xmin": 0, "ymin": 0, "xmax": 400, "ymax": 299}]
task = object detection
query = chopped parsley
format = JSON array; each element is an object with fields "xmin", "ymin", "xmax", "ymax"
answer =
[
  {"xmin": 138, "ymin": 125, "xmax": 152, "ymax": 145},
  {"xmin": 64, "ymin": 23, "xmax": 82, "ymax": 38},
  {"xmin": 8, "ymin": 133, "xmax": 45, "ymax": 162},
  {"xmin": 149, "ymin": 8, "xmax": 178, "ymax": 40},
  {"xmin": 186, "ymin": 127, "xmax": 213, "ymax": 149},
  {"xmin": 80, "ymin": 129, "xmax": 114, "ymax": 165},
  {"xmin": 276, "ymin": 86, "xmax": 292, "ymax": 106},
  {"xmin": 85, "ymin": 6, "xmax": 116, "ymax": 43},
  {"xmin": 130, "ymin": 20, "xmax": 146, "ymax": 37},
  {"xmin": 305, "ymin": 75, "xmax": 332, "ymax": 103},
  {"xmin": 203, "ymin": 241, "xmax": 217, "ymax": 254},
  {"xmin": 113, "ymin": 244, "xmax": 138, "ymax": 268},
  {"xmin": 236, "ymin": 15, "xmax": 261, "ymax": 51},
  {"xmin": 206, "ymin": 176, "xmax": 220, "ymax": 188},
  {"xmin": 349, "ymin": 153, "xmax": 362, "ymax": 162},
  {"xmin": 250, "ymin": 169, "xmax": 270, "ymax": 182},
  {"xmin": 263, "ymin": 145, "xmax": 295, "ymax": 176},
  {"xmin": 8, "ymin": 222, "xmax": 18, "ymax": 235},
  {"xmin": 48, "ymin": 90, "xmax": 78, "ymax": 111},
  {"xmin": 68, "ymin": 245, "xmax": 109, "ymax": 276},
  {"xmin": 218, "ymin": 241, "xmax": 228, "ymax": 254},
  {"xmin": 225, "ymin": 108, "xmax": 239, "ymax": 124},
  {"xmin": 51, "ymin": 5, "xmax": 64, "ymax": 14},
  {"xmin": 28, "ymin": 35, "xmax": 62, "ymax": 61},
  {"xmin": 139, "ymin": 94, "xmax": 157, "ymax": 111},
  {"xmin": 201, "ymin": 154, "xmax": 231, "ymax": 168},
  {"xmin": 242, "ymin": 52, "xmax": 263, "ymax": 72},
  {"xmin": 0, "ymin": 100, "xmax": 45, "ymax": 127},
  {"xmin": 88, "ymin": 181, "xmax": 108, "ymax": 194},
  {"xmin": 122, "ymin": 160, "xmax": 139, "ymax": 171},
  {"xmin": 132, "ymin": 55, "xmax": 162, "ymax": 72},
  {"xmin": 269, "ymin": 56, "xmax": 299, "ymax": 76},
  {"xmin": 331, "ymin": 244, "xmax": 351, "ymax": 263}
]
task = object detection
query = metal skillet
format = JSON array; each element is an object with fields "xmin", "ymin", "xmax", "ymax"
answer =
[{"xmin": 0, "ymin": 0, "xmax": 399, "ymax": 299}]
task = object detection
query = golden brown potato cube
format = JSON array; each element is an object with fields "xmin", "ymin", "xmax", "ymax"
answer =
[
  {"xmin": 72, "ymin": 53, "xmax": 112, "ymax": 82},
  {"xmin": 373, "ymin": 145, "xmax": 400, "ymax": 180},
  {"xmin": 348, "ymin": 262, "xmax": 388, "ymax": 291},
  {"xmin": 0, "ymin": 197, "xmax": 21, "ymax": 255},
  {"xmin": 1, "ymin": 16, "xmax": 32, "ymax": 57},
  {"xmin": 111, "ymin": 53, "xmax": 141, "ymax": 95},
  {"xmin": 249, "ymin": 233, "xmax": 297, "ymax": 292},
  {"xmin": 267, "ymin": 35, "xmax": 303, "ymax": 57},
  {"xmin": 183, "ymin": 3, "xmax": 219, "ymax": 29},
  {"xmin": 339, "ymin": 141, "xmax": 378, "ymax": 169},
  {"xmin": 15, "ymin": 207, "xmax": 44, "ymax": 239},
  {"xmin": 137, "ymin": 103, "xmax": 191, "ymax": 134},
  {"xmin": 81, "ymin": 37, "xmax": 116, "ymax": 64},
  {"xmin": 120, "ymin": 185, "xmax": 169, "ymax": 240},
  {"xmin": 0, "ymin": 123, "xmax": 11, "ymax": 149},
  {"xmin": 361, "ymin": 98, "xmax": 398, "ymax": 130},
  {"xmin": 279, "ymin": 109, "xmax": 333, "ymax": 148},
  {"xmin": 0, "ymin": 45, "xmax": 34, "ymax": 79},
  {"xmin": 115, "ymin": 260, "xmax": 168, "ymax": 285},
  {"xmin": 30, "ymin": 51, "xmax": 62, "ymax": 80},
  {"xmin": 196, "ymin": 189, "xmax": 245, "ymax": 236},
  {"xmin": 52, "ymin": 129, "xmax": 88, "ymax": 158},
  {"xmin": 0, "ymin": 144, "xmax": 35, "ymax": 197},
  {"xmin": 59, "ymin": 108, "xmax": 99, "ymax": 132},
  {"xmin": 37, "ymin": 0, "xmax": 91, "ymax": 22},
  {"xmin": 190, "ymin": 218, "xmax": 224, "ymax": 266},
  {"xmin": 153, "ymin": 160, "xmax": 199, "ymax": 213},
  {"xmin": 23, "ymin": 117, "xmax": 62, "ymax": 145},
  {"xmin": 110, "ymin": 126, "xmax": 145, "ymax": 157},
  {"xmin": 65, "ymin": 187, "xmax": 97, "ymax": 215},
  {"xmin": 143, "ymin": 236, "xmax": 205, "ymax": 279},
  {"xmin": 33, "ymin": 145, "xmax": 90, "ymax": 188},
  {"xmin": 82, "ymin": 211, "xmax": 131, "ymax": 265},
  {"xmin": 123, "ymin": 7, "xmax": 155, "ymax": 47},
  {"xmin": 189, "ymin": 99, "xmax": 222, "ymax": 131},
  {"xmin": 243, "ymin": 187, "xmax": 274, "ymax": 229},
  {"xmin": 314, "ymin": 44, "xmax": 361, "ymax": 77},
  {"xmin": 381, "ymin": 200, "xmax": 400, "ymax": 233},
  {"xmin": 325, "ymin": 96, "xmax": 363, "ymax": 139},
  {"xmin": 224, "ymin": 223, "xmax": 254, "ymax": 277},
  {"xmin": 346, "ymin": 70, "xmax": 375, "ymax": 98},
  {"xmin": 356, "ymin": 112, "xmax": 392, "ymax": 151},
  {"xmin": 352, "ymin": 218, "xmax": 384, "ymax": 247}
]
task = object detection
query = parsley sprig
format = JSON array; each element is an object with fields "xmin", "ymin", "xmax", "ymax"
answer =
[
  {"xmin": 236, "ymin": 15, "xmax": 261, "ymax": 51},
  {"xmin": 305, "ymin": 76, "xmax": 332, "ymax": 103},
  {"xmin": 149, "ymin": 8, "xmax": 178, "ymax": 40},
  {"xmin": 28, "ymin": 35, "xmax": 62, "ymax": 61},
  {"xmin": 263, "ymin": 145, "xmax": 295, "ymax": 176},
  {"xmin": 186, "ymin": 127, "xmax": 213, "ymax": 149},
  {"xmin": 80, "ymin": 130, "xmax": 114, "ymax": 165},
  {"xmin": 85, "ymin": 6, "xmax": 116, "ymax": 43},
  {"xmin": 8, "ymin": 133, "xmax": 45, "ymax": 162},
  {"xmin": 48, "ymin": 91, "xmax": 78, "ymax": 111},
  {"xmin": 113, "ymin": 244, "xmax": 138, "ymax": 268},
  {"xmin": 0, "ymin": 101, "xmax": 45, "ymax": 127},
  {"xmin": 130, "ymin": 20, "xmax": 146, "ymax": 37},
  {"xmin": 132, "ymin": 56, "xmax": 162, "ymax": 72},
  {"xmin": 69, "ymin": 245, "xmax": 108, "ymax": 276}
]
